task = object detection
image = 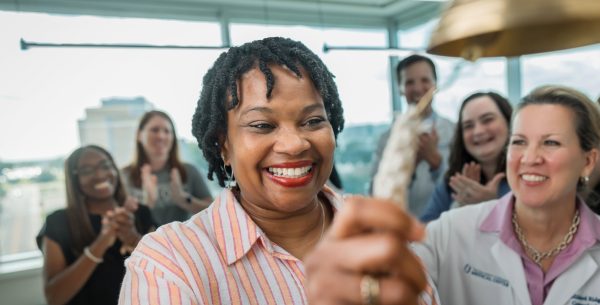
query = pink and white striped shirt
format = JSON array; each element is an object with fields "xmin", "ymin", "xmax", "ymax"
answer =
[{"xmin": 118, "ymin": 186, "xmax": 437, "ymax": 305}]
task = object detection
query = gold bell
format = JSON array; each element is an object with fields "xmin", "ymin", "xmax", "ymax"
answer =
[{"xmin": 428, "ymin": 0, "xmax": 600, "ymax": 61}]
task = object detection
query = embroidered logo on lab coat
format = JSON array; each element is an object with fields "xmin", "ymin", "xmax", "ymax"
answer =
[
  {"xmin": 464, "ymin": 264, "xmax": 509, "ymax": 287},
  {"xmin": 570, "ymin": 294, "xmax": 600, "ymax": 305}
]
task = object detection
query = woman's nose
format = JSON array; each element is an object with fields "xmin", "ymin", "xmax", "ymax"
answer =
[
  {"xmin": 520, "ymin": 145, "xmax": 542, "ymax": 164},
  {"xmin": 472, "ymin": 122, "xmax": 485, "ymax": 136},
  {"xmin": 273, "ymin": 128, "xmax": 310, "ymax": 155}
]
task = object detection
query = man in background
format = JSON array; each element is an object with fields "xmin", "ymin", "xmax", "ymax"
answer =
[{"xmin": 370, "ymin": 54, "xmax": 455, "ymax": 216}]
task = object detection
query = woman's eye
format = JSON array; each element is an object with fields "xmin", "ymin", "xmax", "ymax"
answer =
[
  {"xmin": 482, "ymin": 117, "xmax": 494, "ymax": 124},
  {"xmin": 305, "ymin": 117, "xmax": 326, "ymax": 127},
  {"xmin": 544, "ymin": 139, "xmax": 560, "ymax": 146},
  {"xmin": 510, "ymin": 139, "xmax": 525, "ymax": 145},
  {"xmin": 249, "ymin": 123, "xmax": 274, "ymax": 130},
  {"xmin": 100, "ymin": 162, "xmax": 113, "ymax": 170}
]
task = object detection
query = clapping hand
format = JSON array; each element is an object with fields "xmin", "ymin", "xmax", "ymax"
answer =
[
  {"xmin": 449, "ymin": 162, "xmax": 505, "ymax": 205},
  {"xmin": 104, "ymin": 197, "xmax": 142, "ymax": 255},
  {"xmin": 141, "ymin": 164, "xmax": 158, "ymax": 208},
  {"xmin": 170, "ymin": 168, "xmax": 188, "ymax": 208},
  {"xmin": 416, "ymin": 127, "xmax": 442, "ymax": 171},
  {"xmin": 98, "ymin": 211, "xmax": 118, "ymax": 249}
]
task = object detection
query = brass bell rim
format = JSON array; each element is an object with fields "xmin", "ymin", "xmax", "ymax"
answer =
[
  {"xmin": 429, "ymin": 0, "xmax": 600, "ymax": 49},
  {"xmin": 427, "ymin": 0, "xmax": 600, "ymax": 59}
]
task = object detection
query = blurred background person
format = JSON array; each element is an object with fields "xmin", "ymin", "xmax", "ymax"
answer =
[
  {"xmin": 37, "ymin": 145, "xmax": 154, "ymax": 305},
  {"xmin": 421, "ymin": 92, "xmax": 512, "ymax": 222},
  {"xmin": 371, "ymin": 54, "xmax": 455, "ymax": 216},
  {"xmin": 122, "ymin": 110, "xmax": 212, "ymax": 226}
]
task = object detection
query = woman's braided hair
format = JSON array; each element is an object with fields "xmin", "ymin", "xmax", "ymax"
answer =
[{"xmin": 191, "ymin": 37, "xmax": 344, "ymax": 187}]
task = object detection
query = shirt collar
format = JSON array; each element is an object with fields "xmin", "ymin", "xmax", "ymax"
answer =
[
  {"xmin": 479, "ymin": 192, "xmax": 600, "ymax": 245},
  {"xmin": 212, "ymin": 185, "xmax": 343, "ymax": 265},
  {"xmin": 479, "ymin": 192, "xmax": 513, "ymax": 234}
]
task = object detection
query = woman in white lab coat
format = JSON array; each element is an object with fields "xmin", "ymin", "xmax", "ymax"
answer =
[{"xmin": 305, "ymin": 85, "xmax": 600, "ymax": 305}]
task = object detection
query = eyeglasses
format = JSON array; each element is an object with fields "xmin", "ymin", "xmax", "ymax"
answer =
[{"xmin": 73, "ymin": 160, "xmax": 115, "ymax": 177}]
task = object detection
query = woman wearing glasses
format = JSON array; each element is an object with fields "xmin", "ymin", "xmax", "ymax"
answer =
[{"xmin": 37, "ymin": 145, "xmax": 155, "ymax": 305}]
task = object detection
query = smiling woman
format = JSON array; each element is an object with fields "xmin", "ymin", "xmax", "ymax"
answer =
[
  {"xmin": 219, "ymin": 64, "xmax": 336, "ymax": 215},
  {"xmin": 117, "ymin": 37, "xmax": 434, "ymax": 305},
  {"xmin": 421, "ymin": 92, "xmax": 513, "ymax": 222},
  {"xmin": 411, "ymin": 85, "xmax": 600, "ymax": 305},
  {"xmin": 122, "ymin": 110, "xmax": 213, "ymax": 225},
  {"xmin": 36, "ymin": 145, "xmax": 155, "ymax": 305}
]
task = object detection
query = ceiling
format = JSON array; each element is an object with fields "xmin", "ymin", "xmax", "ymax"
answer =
[{"xmin": 0, "ymin": 0, "xmax": 445, "ymax": 29}]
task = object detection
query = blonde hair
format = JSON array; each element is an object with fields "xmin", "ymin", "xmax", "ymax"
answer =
[{"xmin": 517, "ymin": 85, "xmax": 600, "ymax": 152}]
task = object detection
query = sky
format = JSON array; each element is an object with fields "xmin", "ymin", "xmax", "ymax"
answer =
[{"xmin": 1, "ymin": 11, "xmax": 599, "ymax": 162}]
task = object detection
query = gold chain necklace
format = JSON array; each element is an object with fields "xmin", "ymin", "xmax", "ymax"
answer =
[{"xmin": 512, "ymin": 208, "xmax": 580, "ymax": 266}]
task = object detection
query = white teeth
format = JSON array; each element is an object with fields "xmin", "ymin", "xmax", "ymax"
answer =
[
  {"xmin": 94, "ymin": 181, "xmax": 111, "ymax": 190},
  {"xmin": 268, "ymin": 165, "xmax": 312, "ymax": 178},
  {"xmin": 521, "ymin": 174, "xmax": 546, "ymax": 182}
]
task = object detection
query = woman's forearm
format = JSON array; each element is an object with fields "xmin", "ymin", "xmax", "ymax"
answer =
[{"xmin": 44, "ymin": 241, "xmax": 109, "ymax": 305}]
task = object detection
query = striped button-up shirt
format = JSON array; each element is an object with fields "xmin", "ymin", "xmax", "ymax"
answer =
[{"xmin": 118, "ymin": 186, "xmax": 438, "ymax": 305}]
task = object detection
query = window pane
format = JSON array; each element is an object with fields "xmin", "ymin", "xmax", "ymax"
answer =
[
  {"xmin": 522, "ymin": 44, "xmax": 600, "ymax": 100},
  {"xmin": 429, "ymin": 56, "xmax": 507, "ymax": 122},
  {"xmin": 397, "ymin": 19, "xmax": 438, "ymax": 49},
  {"xmin": 0, "ymin": 11, "xmax": 222, "ymax": 257},
  {"xmin": 398, "ymin": 21, "xmax": 507, "ymax": 121}
]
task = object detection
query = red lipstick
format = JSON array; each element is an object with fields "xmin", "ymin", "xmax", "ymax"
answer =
[
  {"xmin": 265, "ymin": 161, "xmax": 314, "ymax": 187},
  {"xmin": 268, "ymin": 160, "xmax": 313, "ymax": 168}
]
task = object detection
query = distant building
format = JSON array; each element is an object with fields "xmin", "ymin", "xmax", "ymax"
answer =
[{"xmin": 78, "ymin": 97, "xmax": 154, "ymax": 167}]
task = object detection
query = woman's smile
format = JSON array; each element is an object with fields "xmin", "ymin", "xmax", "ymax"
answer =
[{"xmin": 266, "ymin": 161, "xmax": 315, "ymax": 187}]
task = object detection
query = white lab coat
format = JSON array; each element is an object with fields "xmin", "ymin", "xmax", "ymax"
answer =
[{"xmin": 412, "ymin": 199, "xmax": 600, "ymax": 305}]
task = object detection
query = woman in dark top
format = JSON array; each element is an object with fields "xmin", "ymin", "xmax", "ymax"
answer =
[{"xmin": 37, "ymin": 145, "xmax": 154, "ymax": 305}]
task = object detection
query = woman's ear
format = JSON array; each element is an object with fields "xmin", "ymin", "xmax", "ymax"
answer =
[
  {"xmin": 221, "ymin": 138, "xmax": 231, "ymax": 166},
  {"xmin": 583, "ymin": 148, "xmax": 599, "ymax": 178}
]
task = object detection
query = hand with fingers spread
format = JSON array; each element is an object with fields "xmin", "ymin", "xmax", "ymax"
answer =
[
  {"xmin": 449, "ymin": 166, "xmax": 505, "ymax": 205},
  {"xmin": 140, "ymin": 164, "xmax": 158, "ymax": 208},
  {"xmin": 461, "ymin": 161, "xmax": 481, "ymax": 181},
  {"xmin": 305, "ymin": 196, "xmax": 432, "ymax": 305}
]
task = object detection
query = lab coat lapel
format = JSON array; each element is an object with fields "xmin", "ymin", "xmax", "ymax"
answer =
[
  {"xmin": 544, "ymin": 253, "xmax": 598, "ymax": 305},
  {"xmin": 491, "ymin": 241, "xmax": 532, "ymax": 305}
]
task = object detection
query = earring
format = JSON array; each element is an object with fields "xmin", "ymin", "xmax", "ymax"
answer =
[
  {"xmin": 223, "ymin": 165, "xmax": 237, "ymax": 189},
  {"xmin": 581, "ymin": 176, "xmax": 590, "ymax": 185},
  {"xmin": 228, "ymin": 169, "xmax": 237, "ymax": 189}
]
